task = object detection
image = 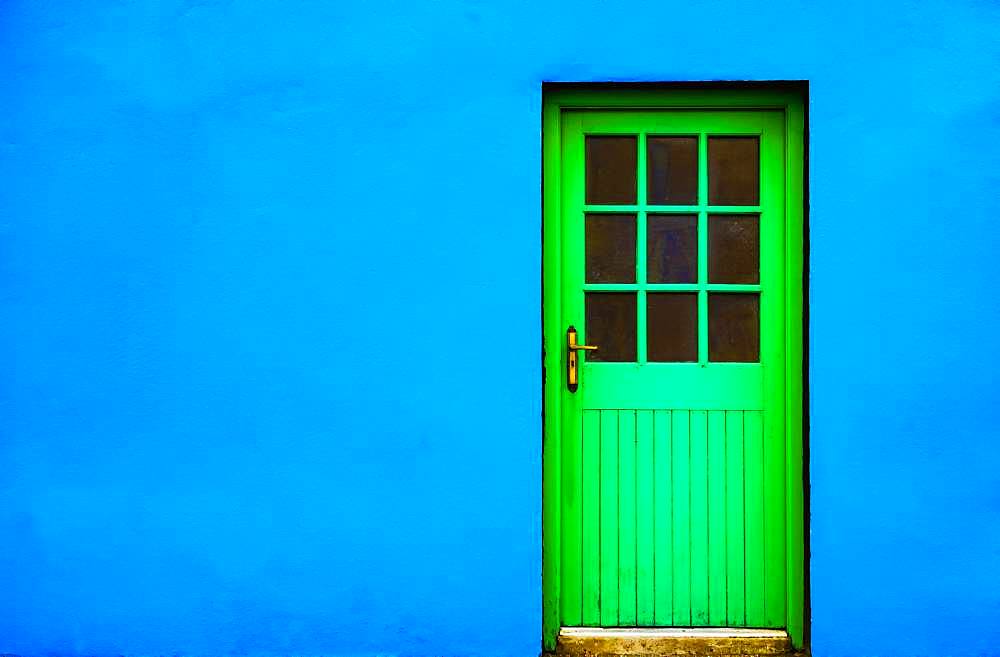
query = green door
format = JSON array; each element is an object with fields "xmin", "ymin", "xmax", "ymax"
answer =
[{"xmin": 544, "ymin": 95, "xmax": 804, "ymax": 647}]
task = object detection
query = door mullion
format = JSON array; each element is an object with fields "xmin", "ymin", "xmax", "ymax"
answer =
[
  {"xmin": 638, "ymin": 288, "xmax": 647, "ymax": 364},
  {"xmin": 637, "ymin": 133, "xmax": 648, "ymax": 365},
  {"xmin": 698, "ymin": 132, "xmax": 709, "ymax": 366},
  {"xmin": 698, "ymin": 211, "xmax": 708, "ymax": 366},
  {"xmin": 638, "ymin": 213, "xmax": 647, "ymax": 364}
]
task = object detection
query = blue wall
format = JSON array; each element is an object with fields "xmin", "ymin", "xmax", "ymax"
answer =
[{"xmin": 2, "ymin": 1, "xmax": 999, "ymax": 656}]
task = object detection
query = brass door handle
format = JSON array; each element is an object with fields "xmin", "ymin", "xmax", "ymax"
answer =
[{"xmin": 567, "ymin": 326, "xmax": 597, "ymax": 392}]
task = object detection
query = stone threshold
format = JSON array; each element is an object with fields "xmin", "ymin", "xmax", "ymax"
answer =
[{"xmin": 556, "ymin": 627, "xmax": 797, "ymax": 657}]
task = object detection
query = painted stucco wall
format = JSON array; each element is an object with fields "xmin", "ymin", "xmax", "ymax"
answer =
[{"xmin": 2, "ymin": 1, "xmax": 999, "ymax": 656}]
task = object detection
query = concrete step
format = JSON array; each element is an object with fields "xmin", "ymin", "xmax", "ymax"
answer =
[{"xmin": 555, "ymin": 627, "xmax": 798, "ymax": 657}]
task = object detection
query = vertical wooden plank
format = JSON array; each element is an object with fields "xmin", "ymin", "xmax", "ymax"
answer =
[
  {"xmin": 600, "ymin": 410, "xmax": 620, "ymax": 626},
  {"xmin": 763, "ymin": 408, "xmax": 787, "ymax": 627},
  {"xmin": 561, "ymin": 402, "xmax": 583, "ymax": 625},
  {"xmin": 707, "ymin": 410, "xmax": 728, "ymax": 625},
  {"xmin": 726, "ymin": 411, "xmax": 746, "ymax": 626},
  {"xmin": 744, "ymin": 410, "xmax": 766, "ymax": 626},
  {"xmin": 689, "ymin": 410, "xmax": 709, "ymax": 624},
  {"xmin": 671, "ymin": 410, "xmax": 691, "ymax": 625},
  {"xmin": 636, "ymin": 410, "xmax": 655, "ymax": 625},
  {"xmin": 653, "ymin": 410, "xmax": 673, "ymax": 625},
  {"xmin": 582, "ymin": 409, "xmax": 602, "ymax": 625},
  {"xmin": 618, "ymin": 410, "xmax": 638, "ymax": 625}
]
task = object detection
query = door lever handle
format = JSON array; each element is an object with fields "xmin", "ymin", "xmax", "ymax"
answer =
[
  {"xmin": 567, "ymin": 326, "xmax": 598, "ymax": 352},
  {"xmin": 567, "ymin": 326, "xmax": 597, "ymax": 392}
]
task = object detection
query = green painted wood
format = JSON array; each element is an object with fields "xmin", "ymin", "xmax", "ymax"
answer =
[
  {"xmin": 561, "ymin": 383, "xmax": 584, "ymax": 626},
  {"xmin": 543, "ymin": 88, "xmax": 805, "ymax": 651},
  {"xmin": 585, "ymin": 204, "xmax": 763, "ymax": 213},
  {"xmin": 745, "ymin": 410, "xmax": 766, "ymax": 625},
  {"xmin": 784, "ymin": 101, "xmax": 807, "ymax": 649},
  {"xmin": 541, "ymin": 94, "xmax": 562, "ymax": 651},
  {"xmin": 725, "ymin": 410, "xmax": 746, "ymax": 626},
  {"xmin": 636, "ymin": 410, "xmax": 655, "ymax": 625},
  {"xmin": 671, "ymin": 410, "xmax": 691, "ymax": 626},
  {"xmin": 636, "ymin": 134, "xmax": 649, "ymax": 367},
  {"xmin": 697, "ymin": 134, "xmax": 709, "ymax": 368},
  {"xmin": 761, "ymin": 105, "xmax": 795, "ymax": 634},
  {"xmin": 652, "ymin": 410, "xmax": 673, "ymax": 625},
  {"xmin": 618, "ymin": 410, "xmax": 638, "ymax": 625},
  {"xmin": 579, "ymin": 364, "xmax": 765, "ymax": 410},
  {"xmin": 689, "ymin": 410, "xmax": 710, "ymax": 624},
  {"xmin": 707, "ymin": 410, "xmax": 728, "ymax": 625},
  {"xmin": 600, "ymin": 410, "xmax": 620, "ymax": 626},
  {"xmin": 763, "ymin": 406, "xmax": 787, "ymax": 627},
  {"xmin": 582, "ymin": 409, "xmax": 602, "ymax": 625},
  {"xmin": 583, "ymin": 283, "xmax": 762, "ymax": 292}
]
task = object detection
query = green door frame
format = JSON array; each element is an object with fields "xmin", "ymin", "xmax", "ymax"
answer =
[{"xmin": 541, "ymin": 84, "xmax": 807, "ymax": 652}]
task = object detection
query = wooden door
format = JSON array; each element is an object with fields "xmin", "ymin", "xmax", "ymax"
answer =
[{"xmin": 542, "ymin": 94, "xmax": 804, "ymax": 649}]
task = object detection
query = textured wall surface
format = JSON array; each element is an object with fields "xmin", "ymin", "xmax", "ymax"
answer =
[{"xmin": 2, "ymin": 1, "xmax": 999, "ymax": 656}]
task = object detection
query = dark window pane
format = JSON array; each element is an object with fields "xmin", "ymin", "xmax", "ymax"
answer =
[
  {"xmin": 709, "ymin": 293, "xmax": 760, "ymax": 362},
  {"xmin": 647, "ymin": 214, "xmax": 698, "ymax": 283},
  {"xmin": 647, "ymin": 136, "xmax": 698, "ymax": 205},
  {"xmin": 585, "ymin": 293, "xmax": 637, "ymax": 362},
  {"xmin": 586, "ymin": 136, "xmax": 637, "ymax": 204},
  {"xmin": 708, "ymin": 137, "xmax": 759, "ymax": 205},
  {"xmin": 586, "ymin": 214, "xmax": 636, "ymax": 283},
  {"xmin": 647, "ymin": 293, "xmax": 698, "ymax": 362},
  {"xmin": 709, "ymin": 214, "xmax": 759, "ymax": 284}
]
